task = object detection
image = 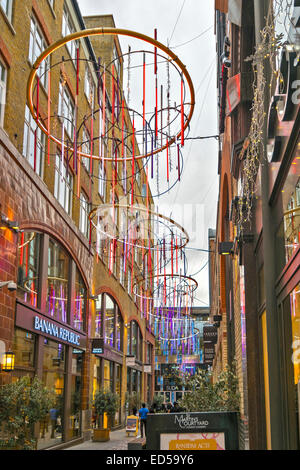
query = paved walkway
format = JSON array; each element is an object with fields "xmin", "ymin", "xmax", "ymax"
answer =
[{"xmin": 65, "ymin": 428, "xmax": 141, "ymax": 450}]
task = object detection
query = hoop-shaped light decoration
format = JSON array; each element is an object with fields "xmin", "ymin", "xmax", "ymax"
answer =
[
  {"xmin": 26, "ymin": 27, "xmax": 195, "ymax": 163},
  {"xmin": 89, "ymin": 203, "xmax": 190, "ymax": 251}
]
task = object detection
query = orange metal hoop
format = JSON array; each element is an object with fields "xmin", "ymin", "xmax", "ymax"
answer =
[{"xmin": 26, "ymin": 27, "xmax": 195, "ymax": 162}]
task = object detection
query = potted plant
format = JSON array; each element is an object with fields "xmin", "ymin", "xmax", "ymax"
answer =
[
  {"xmin": 93, "ymin": 390, "xmax": 120, "ymax": 442},
  {"xmin": 125, "ymin": 391, "xmax": 141, "ymax": 416},
  {"xmin": 178, "ymin": 364, "xmax": 240, "ymax": 413},
  {"xmin": 0, "ymin": 375, "xmax": 56, "ymax": 450}
]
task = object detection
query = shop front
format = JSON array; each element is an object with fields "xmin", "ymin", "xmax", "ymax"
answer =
[
  {"xmin": 92, "ymin": 292, "xmax": 124, "ymax": 427},
  {"xmin": 13, "ymin": 230, "xmax": 88, "ymax": 449},
  {"xmin": 269, "ymin": 113, "xmax": 300, "ymax": 449}
]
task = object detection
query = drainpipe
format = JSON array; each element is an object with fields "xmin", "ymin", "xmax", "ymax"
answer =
[{"xmin": 253, "ymin": 0, "xmax": 285, "ymax": 450}]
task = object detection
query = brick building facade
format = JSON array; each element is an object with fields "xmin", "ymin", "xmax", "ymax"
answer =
[
  {"xmin": 0, "ymin": 0, "xmax": 155, "ymax": 449},
  {"xmin": 212, "ymin": 0, "xmax": 300, "ymax": 450}
]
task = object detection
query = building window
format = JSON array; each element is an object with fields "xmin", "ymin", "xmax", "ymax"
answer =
[
  {"xmin": 98, "ymin": 161, "xmax": 106, "ymax": 200},
  {"xmin": 103, "ymin": 359, "xmax": 114, "ymax": 392},
  {"xmin": 81, "ymin": 126, "xmax": 91, "ymax": 172},
  {"xmin": 95, "ymin": 293, "xmax": 123, "ymax": 351},
  {"xmin": 280, "ymin": 143, "xmax": 300, "ymax": 267},
  {"xmin": 74, "ymin": 268, "xmax": 86, "ymax": 332},
  {"xmin": 58, "ymin": 80, "xmax": 75, "ymax": 138},
  {"xmin": 39, "ymin": 339, "xmax": 66, "ymax": 449},
  {"xmin": 47, "ymin": 238, "xmax": 69, "ymax": 323},
  {"xmin": 29, "ymin": 15, "xmax": 49, "ymax": 90},
  {"xmin": 17, "ymin": 232, "xmax": 41, "ymax": 307},
  {"xmin": 105, "ymin": 295, "xmax": 115, "ymax": 348},
  {"xmin": 113, "ymin": 45, "xmax": 121, "ymax": 78},
  {"xmin": 84, "ymin": 65, "xmax": 94, "ymax": 106},
  {"xmin": 79, "ymin": 191, "xmax": 90, "ymax": 237},
  {"xmin": 70, "ymin": 349, "xmax": 83, "ymax": 438},
  {"xmin": 0, "ymin": 0, "xmax": 13, "ymax": 22},
  {"xmin": 62, "ymin": 5, "xmax": 79, "ymax": 62},
  {"xmin": 13, "ymin": 328, "xmax": 36, "ymax": 370},
  {"xmin": 54, "ymin": 153, "xmax": 73, "ymax": 215},
  {"xmin": 127, "ymin": 267, "xmax": 132, "ymax": 296},
  {"xmin": 120, "ymin": 255, "xmax": 125, "ymax": 286},
  {"xmin": 127, "ymin": 320, "xmax": 142, "ymax": 361},
  {"xmin": 22, "ymin": 105, "xmax": 45, "ymax": 176},
  {"xmin": 48, "ymin": 0, "xmax": 55, "ymax": 10},
  {"xmin": 0, "ymin": 58, "xmax": 7, "ymax": 127}
]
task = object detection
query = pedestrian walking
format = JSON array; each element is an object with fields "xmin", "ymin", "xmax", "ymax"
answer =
[{"xmin": 138, "ymin": 403, "xmax": 149, "ymax": 438}]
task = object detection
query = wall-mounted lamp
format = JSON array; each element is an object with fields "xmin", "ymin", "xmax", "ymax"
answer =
[
  {"xmin": 218, "ymin": 242, "xmax": 234, "ymax": 256},
  {"xmin": 89, "ymin": 294, "xmax": 99, "ymax": 301},
  {"xmin": 0, "ymin": 214, "xmax": 20, "ymax": 233},
  {"xmin": 1, "ymin": 351, "xmax": 15, "ymax": 372}
]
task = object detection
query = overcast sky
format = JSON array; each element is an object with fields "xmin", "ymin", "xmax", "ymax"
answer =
[{"xmin": 77, "ymin": 0, "xmax": 219, "ymax": 306}]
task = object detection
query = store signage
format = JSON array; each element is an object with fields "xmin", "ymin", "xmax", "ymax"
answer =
[
  {"xmin": 174, "ymin": 414, "xmax": 209, "ymax": 430},
  {"xmin": 144, "ymin": 365, "xmax": 152, "ymax": 374},
  {"xmin": 203, "ymin": 326, "xmax": 218, "ymax": 344},
  {"xmin": 33, "ymin": 316, "xmax": 80, "ymax": 346},
  {"xmin": 91, "ymin": 338, "xmax": 104, "ymax": 354},
  {"xmin": 126, "ymin": 355, "xmax": 136, "ymax": 367},
  {"xmin": 166, "ymin": 385, "xmax": 177, "ymax": 392},
  {"xmin": 160, "ymin": 432, "xmax": 225, "ymax": 450},
  {"xmin": 226, "ymin": 73, "xmax": 241, "ymax": 115}
]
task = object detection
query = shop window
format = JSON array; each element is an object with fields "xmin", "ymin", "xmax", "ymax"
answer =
[
  {"xmin": 38, "ymin": 339, "xmax": 65, "ymax": 449},
  {"xmin": 258, "ymin": 265, "xmax": 265, "ymax": 308},
  {"xmin": 0, "ymin": 58, "xmax": 7, "ymax": 128},
  {"xmin": 47, "ymin": 238, "xmax": 69, "ymax": 323},
  {"xmin": 74, "ymin": 268, "xmax": 86, "ymax": 332},
  {"xmin": 279, "ymin": 144, "xmax": 300, "ymax": 269},
  {"xmin": 28, "ymin": 15, "xmax": 49, "ymax": 90},
  {"xmin": 17, "ymin": 231, "xmax": 41, "ymax": 307},
  {"xmin": 13, "ymin": 328, "xmax": 36, "ymax": 369},
  {"xmin": 54, "ymin": 153, "xmax": 73, "ymax": 215},
  {"xmin": 70, "ymin": 349, "xmax": 83, "ymax": 438},
  {"xmin": 128, "ymin": 320, "xmax": 142, "ymax": 361},
  {"xmin": 290, "ymin": 284, "xmax": 300, "ymax": 386},
  {"xmin": 103, "ymin": 359, "xmax": 113, "ymax": 392},
  {"xmin": 22, "ymin": 105, "xmax": 45, "ymax": 177},
  {"xmin": 92, "ymin": 357, "xmax": 101, "ymax": 400},
  {"xmin": 115, "ymin": 364, "xmax": 122, "ymax": 425},
  {"xmin": 282, "ymin": 286, "xmax": 300, "ymax": 448}
]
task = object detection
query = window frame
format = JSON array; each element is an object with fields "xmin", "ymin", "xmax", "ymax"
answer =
[
  {"xmin": 28, "ymin": 14, "xmax": 50, "ymax": 90},
  {"xmin": 54, "ymin": 152, "xmax": 73, "ymax": 215},
  {"xmin": 0, "ymin": 58, "xmax": 7, "ymax": 128},
  {"xmin": 79, "ymin": 191, "xmax": 90, "ymax": 237},
  {"xmin": 22, "ymin": 104, "xmax": 45, "ymax": 177},
  {"xmin": 62, "ymin": 5, "xmax": 79, "ymax": 63},
  {"xmin": 0, "ymin": 0, "xmax": 13, "ymax": 22},
  {"xmin": 58, "ymin": 80, "xmax": 75, "ymax": 139}
]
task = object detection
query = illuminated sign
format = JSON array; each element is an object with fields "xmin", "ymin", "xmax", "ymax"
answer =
[
  {"xmin": 160, "ymin": 433, "xmax": 225, "ymax": 451},
  {"xmin": 34, "ymin": 316, "xmax": 80, "ymax": 346},
  {"xmin": 91, "ymin": 338, "xmax": 104, "ymax": 354}
]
